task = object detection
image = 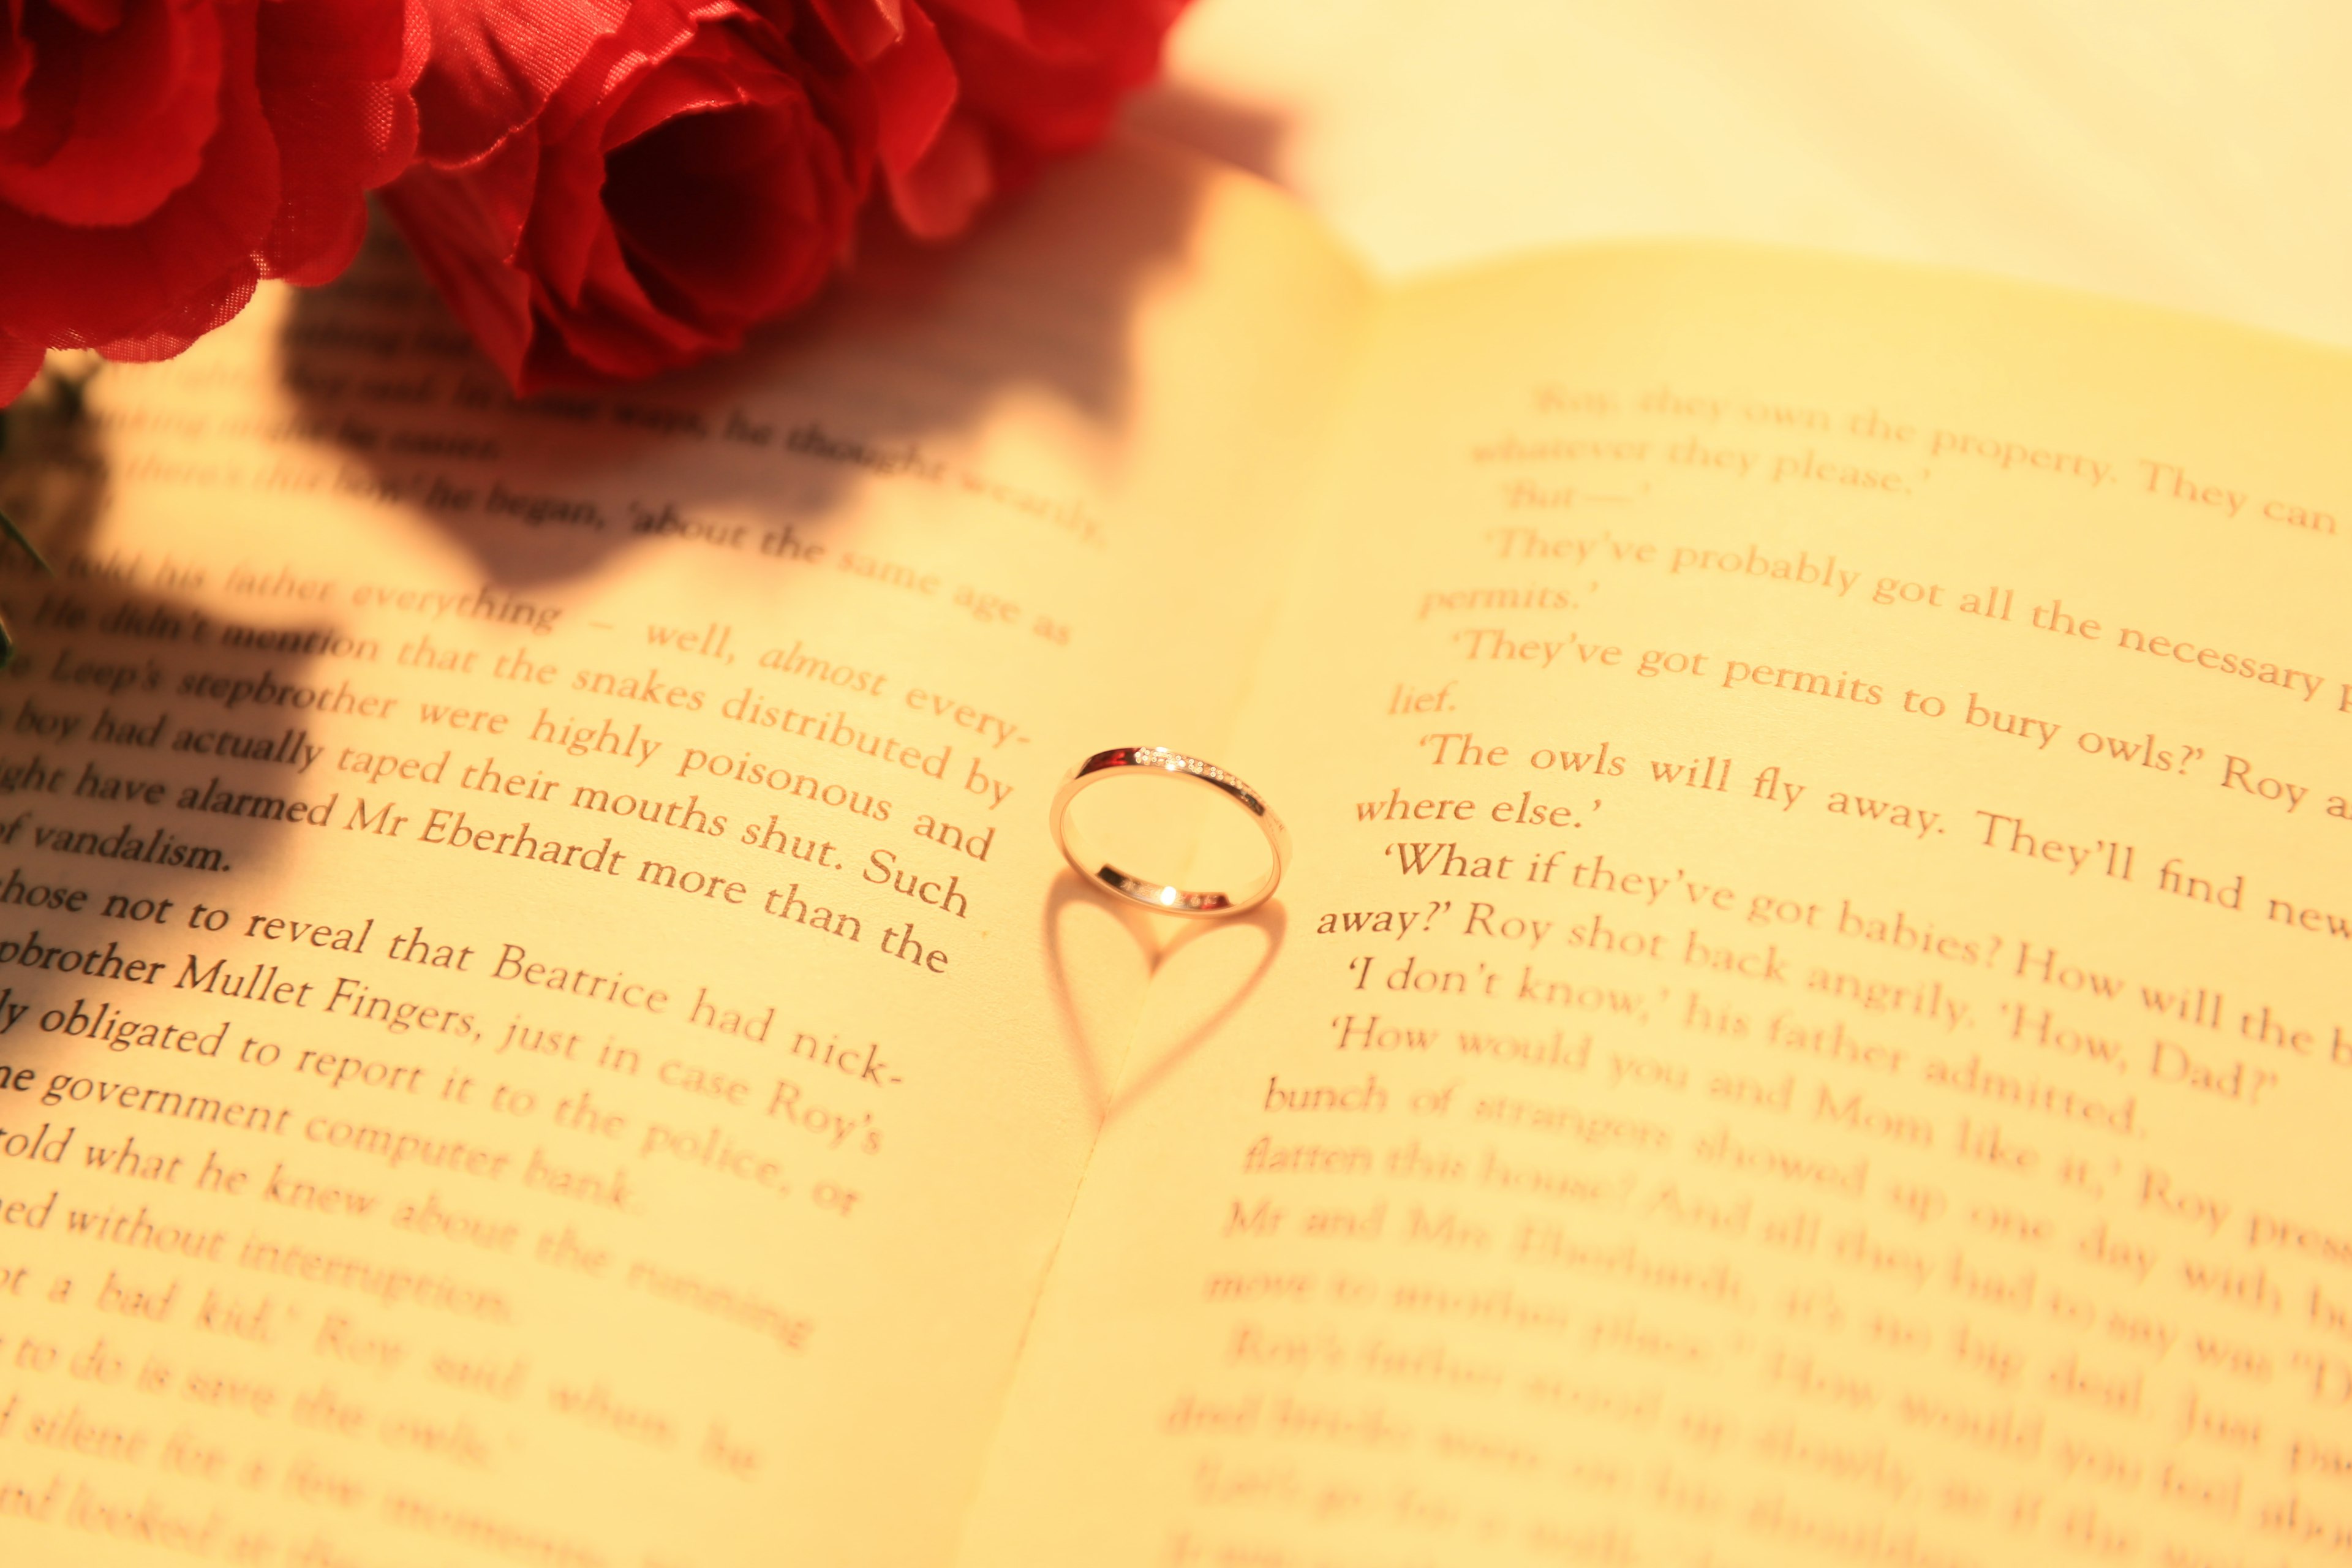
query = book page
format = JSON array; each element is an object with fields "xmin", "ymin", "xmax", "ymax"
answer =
[
  {"xmin": 0, "ymin": 139, "xmax": 1368, "ymax": 1567},
  {"xmin": 957, "ymin": 246, "xmax": 2352, "ymax": 1567}
]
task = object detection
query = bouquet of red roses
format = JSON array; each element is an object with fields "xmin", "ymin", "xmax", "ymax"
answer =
[{"xmin": 0, "ymin": 0, "xmax": 1185, "ymax": 403}]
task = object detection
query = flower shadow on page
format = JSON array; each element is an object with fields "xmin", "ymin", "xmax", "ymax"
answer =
[
  {"xmin": 1042, "ymin": 870, "xmax": 1284, "ymax": 1125},
  {"xmin": 0, "ymin": 380, "xmax": 353, "ymax": 1089},
  {"xmin": 271, "ymin": 133, "xmax": 1229, "ymax": 596},
  {"xmin": 1121, "ymin": 80, "xmax": 1292, "ymax": 192}
]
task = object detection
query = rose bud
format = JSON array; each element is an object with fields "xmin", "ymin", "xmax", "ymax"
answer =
[{"xmin": 386, "ymin": 0, "xmax": 870, "ymax": 393}]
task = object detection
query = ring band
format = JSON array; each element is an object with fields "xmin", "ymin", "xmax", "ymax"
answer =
[{"xmin": 1049, "ymin": 746, "xmax": 1289, "ymax": 918}]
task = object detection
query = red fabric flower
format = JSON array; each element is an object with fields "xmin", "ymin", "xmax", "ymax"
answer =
[
  {"xmin": 390, "ymin": 0, "xmax": 1184, "ymax": 393},
  {"xmin": 383, "ymin": 0, "xmax": 870, "ymax": 392},
  {"xmin": 0, "ymin": 0, "xmax": 426, "ymax": 402}
]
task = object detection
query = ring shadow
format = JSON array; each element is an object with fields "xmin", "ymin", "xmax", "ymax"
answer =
[{"xmin": 1041, "ymin": 869, "xmax": 1284, "ymax": 1124}]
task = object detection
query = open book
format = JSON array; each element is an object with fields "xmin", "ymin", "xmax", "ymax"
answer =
[{"xmin": 0, "ymin": 135, "xmax": 2344, "ymax": 1568}]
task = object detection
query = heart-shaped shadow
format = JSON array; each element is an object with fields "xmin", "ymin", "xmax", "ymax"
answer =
[{"xmin": 1041, "ymin": 870, "xmax": 1286, "ymax": 1123}]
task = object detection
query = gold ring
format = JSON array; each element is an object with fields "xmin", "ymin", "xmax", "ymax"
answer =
[{"xmin": 1048, "ymin": 747, "xmax": 1289, "ymax": 917}]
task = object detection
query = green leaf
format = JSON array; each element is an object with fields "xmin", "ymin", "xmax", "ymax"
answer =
[
  {"xmin": 0, "ymin": 502, "xmax": 52, "ymax": 576},
  {"xmin": 0, "ymin": 365, "xmax": 91, "ymax": 671}
]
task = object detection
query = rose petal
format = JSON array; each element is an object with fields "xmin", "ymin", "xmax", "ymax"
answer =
[
  {"xmin": 0, "ymin": 0, "xmax": 223, "ymax": 225},
  {"xmin": 0, "ymin": 34, "xmax": 39, "ymax": 135},
  {"xmin": 521, "ymin": 0, "xmax": 734, "ymax": 303},
  {"xmin": 924, "ymin": 0, "xmax": 1183, "ymax": 196},
  {"xmin": 805, "ymin": 0, "xmax": 901, "ymax": 64},
  {"xmin": 0, "ymin": 2, "xmax": 276, "ymax": 348},
  {"xmin": 411, "ymin": 0, "xmax": 634, "ymax": 166},
  {"xmin": 859, "ymin": 0, "xmax": 952, "ymax": 181},
  {"xmin": 50, "ymin": 0, "xmax": 127, "ymax": 32},
  {"xmin": 379, "ymin": 135, "xmax": 540, "ymax": 383},
  {"xmin": 605, "ymin": 59, "xmax": 846, "ymax": 323},
  {"xmin": 883, "ymin": 108, "xmax": 985, "ymax": 239},
  {"xmin": 926, "ymin": 0, "xmax": 1020, "ymax": 37},
  {"xmin": 255, "ymin": 0, "xmax": 429, "ymax": 283}
]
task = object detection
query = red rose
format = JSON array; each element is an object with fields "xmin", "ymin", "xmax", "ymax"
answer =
[
  {"xmin": 383, "ymin": 0, "xmax": 869, "ymax": 393},
  {"xmin": 388, "ymin": 0, "xmax": 1184, "ymax": 393},
  {"xmin": 0, "ymin": 0, "xmax": 425, "ymax": 402},
  {"xmin": 810, "ymin": 0, "xmax": 1186, "ymax": 241}
]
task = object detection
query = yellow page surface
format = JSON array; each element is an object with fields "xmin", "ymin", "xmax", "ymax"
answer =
[
  {"xmin": 0, "ymin": 140, "xmax": 1368, "ymax": 1567},
  {"xmin": 957, "ymin": 246, "xmax": 2352, "ymax": 1567}
]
